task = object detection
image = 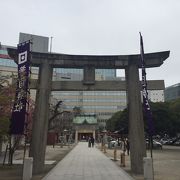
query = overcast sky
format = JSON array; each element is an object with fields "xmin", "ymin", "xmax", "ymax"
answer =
[{"xmin": 0, "ymin": 0, "xmax": 179, "ymax": 87}]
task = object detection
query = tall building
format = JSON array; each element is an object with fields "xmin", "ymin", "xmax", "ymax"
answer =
[
  {"xmin": 52, "ymin": 68, "xmax": 123, "ymax": 127},
  {"xmin": 19, "ymin": 32, "xmax": 49, "ymax": 53},
  {"xmin": 0, "ymin": 33, "xmax": 165, "ymax": 128},
  {"xmin": 18, "ymin": 33, "xmax": 123, "ymax": 127},
  {"xmin": 165, "ymin": 83, "xmax": 180, "ymax": 101},
  {"xmin": 147, "ymin": 90, "xmax": 164, "ymax": 102}
]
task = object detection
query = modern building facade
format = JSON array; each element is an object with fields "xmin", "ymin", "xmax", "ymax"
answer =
[
  {"xmin": 19, "ymin": 33, "xmax": 123, "ymax": 126},
  {"xmin": 0, "ymin": 33, "xmax": 165, "ymax": 128},
  {"xmin": 52, "ymin": 67, "xmax": 125, "ymax": 127},
  {"xmin": 0, "ymin": 45, "xmax": 123, "ymax": 126},
  {"xmin": 147, "ymin": 90, "xmax": 164, "ymax": 102},
  {"xmin": 165, "ymin": 83, "xmax": 180, "ymax": 101}
]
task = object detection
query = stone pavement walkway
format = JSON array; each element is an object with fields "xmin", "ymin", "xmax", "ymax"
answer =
[{"xmin": 43, "ymin": 142, "xmax": 134, "ymax": 180}]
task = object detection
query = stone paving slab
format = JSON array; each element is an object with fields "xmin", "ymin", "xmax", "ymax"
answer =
[{"xmin": 43, "ymin": 142, "xmax": 134, "ymax": 180}]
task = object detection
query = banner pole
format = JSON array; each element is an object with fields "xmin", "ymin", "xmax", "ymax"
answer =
[
  {"xmin": 23, "ymin": 40, "xmax": 32, "ymax": 165},
  {"xmin": 140, "ymin": 32, "xmax": 154, "ymax": 180}
]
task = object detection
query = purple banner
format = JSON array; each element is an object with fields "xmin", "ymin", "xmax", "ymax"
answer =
[
  {"xmin": 140, "ymin": 33, "xmax": 154, "ymax": 136},
  {"xmin": 10, "ymin": 41, "xmax": 30, "ymax": 134}
]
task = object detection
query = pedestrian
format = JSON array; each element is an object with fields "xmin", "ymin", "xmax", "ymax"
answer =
[
  {"xmin": 122, "ymin": 139, "xmax": 126, "ymax": 154},
  {"xmin": 91, "ymin": 136, "xmax": 95, "ymax": 147},
  {"xmin": 126, "ymin": 138, "xmax": 130, "ymax": 155},
  {"xmin": 88, "ymin": 137, "xmax": 91, "ymax": 147}
]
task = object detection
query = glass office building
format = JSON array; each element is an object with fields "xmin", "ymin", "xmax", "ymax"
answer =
[
  {"xmin": 52, "ymin": 68, "xmax": 124, "ymax": 127},
  {"xmin": 2, "ymin": 33, "xmax": 165, "ymax": 127},
  {"xmin": 1, "ymin": 41, "xmax": 165, "ymax": 127},
  {"xmin": 0, "ymin": 46, "xmax": 125, "ymax": 127}
]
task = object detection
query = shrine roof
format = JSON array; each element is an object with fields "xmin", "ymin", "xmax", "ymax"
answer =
[{"xmin": 73, "ymin": 116, "xmax": 97, "ymax": 124}]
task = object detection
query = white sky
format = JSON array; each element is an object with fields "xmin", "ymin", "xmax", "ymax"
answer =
[{"xmin": 0, "ymin": 0, "xmax": 179, "ymax": 87}]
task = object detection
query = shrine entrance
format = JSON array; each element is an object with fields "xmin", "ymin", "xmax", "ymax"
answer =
[
  {"xmin": 73, "ymin": 115, "xmax": 98, "ymax": 142},
  {"xmin": 78, "ymin": 133, "xmax": 92, "ymax": 141},
  {"xmin": 8, "ymin": 47, "xmax": 170, "ymax": 174}
]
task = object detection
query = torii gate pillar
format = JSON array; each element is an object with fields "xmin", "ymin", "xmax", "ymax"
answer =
[
  {"xmin": 126, "ymin": 59, "xmax": 146, "ymax": 174},
  {"xmin": 30, "ymin": 60, "xmax": 53, "ymax": 174}
]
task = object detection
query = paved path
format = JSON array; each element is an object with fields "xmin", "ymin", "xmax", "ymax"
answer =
[{"xmin": 43, "ymin": 142, "xmax": 134, "ymax": 180}]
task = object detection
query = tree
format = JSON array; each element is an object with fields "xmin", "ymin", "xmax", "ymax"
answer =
[
  {"xmin": 48, "ymin": 100, "xmax": 72, "ymax": 131},
  {"xmin": 106, "ymin": 101, "xmax": 180, "ymax": 137},
  {"xmin": 47, "ymin": 100, "xmax": 73, "ymax": 147},
  {"xmin": 48, "ymin": 100, "xmax": 64, "ymax": 129},
  {"xmin": 150, "ymin": 102, "xmax": 174, "ymax": 136},
  {"xmin": 169, "ymin": 98, "xmax": 180, "ymax": 116},
  {"xmin": 0, "ymin": 74, "xmax": 15, "ymax": 155},
  {"xmin": 0, "ymin": 73, "xmax": 35, "ymax": 163},
  {"xmin": 106, "ymin": 109, "xmax": 128, "ymax": 134},
  {"xmin": 106, "ymin": 111, "xmax": 122, "ymax": 131},
  {"xmin": 165, "ymin": 98, "xmax": 180, "ymax": 136},
  {"xmin": 48, "ymin": 100, "xmax": 74, "ymax": 141}
]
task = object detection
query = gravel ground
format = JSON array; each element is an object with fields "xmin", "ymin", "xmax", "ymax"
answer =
[
  {"xmin": 101, "ymin": 145, "xmax": 180, "ymax": 180},
  {"xmin": 0, "ymin": 144, "xmax": 179, "ymax": 180},
  {"xmin": 0, "ymin": 144, "xmax": 75, "ymax": 180}
]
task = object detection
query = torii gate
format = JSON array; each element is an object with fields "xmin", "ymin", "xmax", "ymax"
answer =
[{"xmin": 8, "ymin": 48, "xmax": 169, "ymax": 174}]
